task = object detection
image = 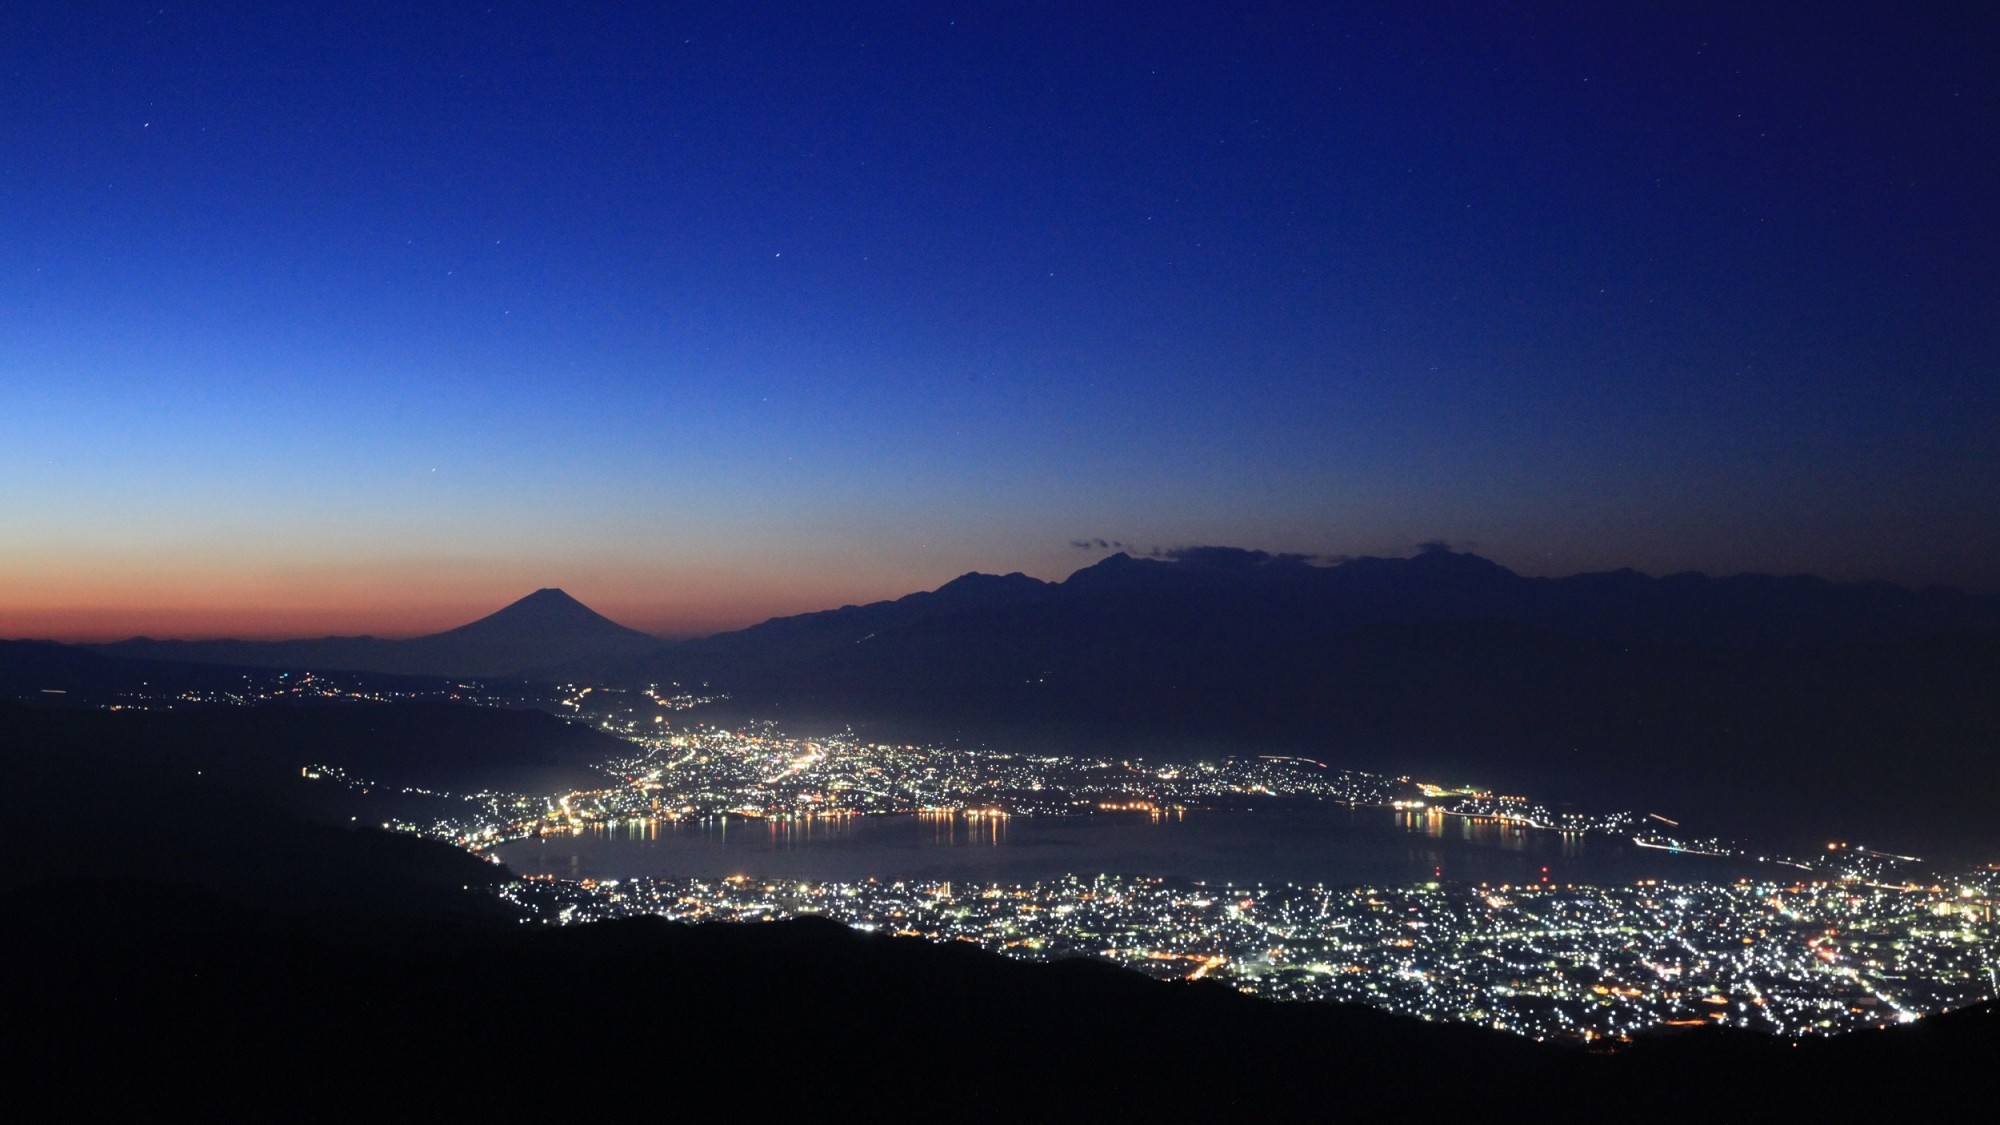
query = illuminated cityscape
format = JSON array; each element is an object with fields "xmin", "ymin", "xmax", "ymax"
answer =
[
  {"xmin": 98, "ymin": 674, "xmax": 1961, "ymax": 1045},
  {"xmin": 49, "ymin": 672, "xmax": 1994, "ymax": 1045},
  {"xmin": 501, "ymin": 869, "xmax": 1998, "ymax": 1043}
]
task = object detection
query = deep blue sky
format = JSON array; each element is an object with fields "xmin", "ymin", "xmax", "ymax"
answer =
[{"xmin": 4, "ymin": 2, "xmax": 1996, "ymax": 638}]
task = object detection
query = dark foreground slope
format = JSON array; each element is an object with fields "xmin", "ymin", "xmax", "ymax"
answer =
[
  {"xmin": 0, "ymin": 701, "xmax": 623, "ymax": 916},
  {"xmin": 1, "ymin": 703, "xmax": 1991, "ymax": 1117},
  {"xmin": 0, "ymin": 697, "xmax": 623, "ymax": 799},
  {"xmin": 0, "ymin": 636, "xmax": 462, "ymax": 702}
]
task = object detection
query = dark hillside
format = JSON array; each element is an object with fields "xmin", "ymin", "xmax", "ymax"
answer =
[{"xmin": 0, "ymin": 699, "xmax": 621, "ymax": 797}]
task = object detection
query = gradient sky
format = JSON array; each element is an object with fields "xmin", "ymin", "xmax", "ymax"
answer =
[{"xmin": 4, "ymin": 3, "xmax": 1996, "ymax": 640}]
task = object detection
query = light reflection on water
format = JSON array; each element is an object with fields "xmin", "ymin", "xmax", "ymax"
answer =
[
  {"xmin": 494, "ymin": 805, "xmax": 1751, "ymax": 888},
  {"xmin": 1390, "ymin": 807, "xmax": 1588, "ymax": 858}
]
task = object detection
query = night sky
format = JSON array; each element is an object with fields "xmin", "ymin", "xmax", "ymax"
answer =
[{"xmin": 4, "ymin": 3, "xmax": 1996, "ymax": 640}]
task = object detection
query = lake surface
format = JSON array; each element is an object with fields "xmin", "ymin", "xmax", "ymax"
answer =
[{"xmin": 492, "ymin": 805, "xmax": 1767, "ymax": 887}]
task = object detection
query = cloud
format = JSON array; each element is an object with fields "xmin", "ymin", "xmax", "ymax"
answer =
[
  {"xmin": 1156, "ymin": 545, "xmax": 1331, "ymax": 567},
  {"xmin": 1161, "ymin": 545, "xmax": 1272, "ymax": 568},
  {"xmin": 1416, "ymin": 539, "xmax": 1478, "ymax": 555},
  {"xmin": 1075, "ymin": 540, "xmax": 1352, "ymax": 566}
]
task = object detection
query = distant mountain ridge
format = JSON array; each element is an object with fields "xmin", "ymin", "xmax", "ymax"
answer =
[
  {"xmin": 609, "ymin": 546, "xmax": 2000, "ymax": 687},
  {"xmin": 72, "ymin": 550, "xmax": 2000, "ymax": 686},
  {"xmin": 91, "ymin": 588, "xmax": 662, "ymax": 679},
  {"xmin": 594, "ymin": 549, "xmax": 2000, "ymax": 850}
]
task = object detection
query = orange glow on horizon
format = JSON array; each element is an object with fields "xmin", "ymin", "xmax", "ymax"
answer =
[{"xmin": 0, "ymin": 564, "xmax": 950, "ymax": 644}]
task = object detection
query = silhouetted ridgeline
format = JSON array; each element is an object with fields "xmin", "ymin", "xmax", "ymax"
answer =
[
  {"xmin": 641, "ymin": 548, "xmax": 2000, "ymax": 670},
  {"xmin": 71, "ymin": 550, "xmax": 2000, "ymax": 682}
]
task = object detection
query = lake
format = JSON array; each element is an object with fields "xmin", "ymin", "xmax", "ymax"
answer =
[{"xmin": 491, "ymin": 804, "xmax": 1767, "ymax": 887}]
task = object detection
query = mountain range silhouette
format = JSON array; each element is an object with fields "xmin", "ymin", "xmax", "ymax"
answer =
[
  {"xmin": 80, "ymin": 549, "xmax": 2000, "ymax": 682},
  {"xmin": 608, "ymin": 549, "xmax": 2000, "ymax": 851}
]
